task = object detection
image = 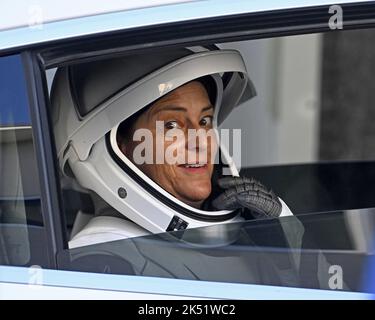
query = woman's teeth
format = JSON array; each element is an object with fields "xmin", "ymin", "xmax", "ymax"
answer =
[{"xmin": 182, "ymin": 164, "xmax": 205, "ymax": 168}]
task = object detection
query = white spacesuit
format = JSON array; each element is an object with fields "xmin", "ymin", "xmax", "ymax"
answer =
[{"xmin": 50, "ymin": 46, "xmax": 293, "ymax": 250}]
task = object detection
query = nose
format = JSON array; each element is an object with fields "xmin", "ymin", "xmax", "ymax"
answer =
[
  {"xmin": 185, "ymin": 122, "xmax": 210, "ymax": 164},
  {"xmin": 186, "ymin": 122, "xmax": 207, "ymax": 149}
]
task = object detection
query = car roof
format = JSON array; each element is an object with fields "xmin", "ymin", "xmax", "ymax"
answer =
[
  {"xmin": 1, "ymin": 0, "xmax": 195, "ymax": 31},
  {"xmin": 0, "ymin": 0, "xmax": 372, "ymax": 52}
]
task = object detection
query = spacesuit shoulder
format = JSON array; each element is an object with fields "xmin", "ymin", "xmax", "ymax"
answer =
[{"xmin": 68, "ymin": 215, "xmax": 150, "ymax": 249}]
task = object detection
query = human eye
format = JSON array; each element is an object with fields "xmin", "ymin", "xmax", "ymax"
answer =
[
  {"xmin": 165, "ymin": 120, "xmax": 181, "ymax": 130},
  {"xmin": 199, "ymin": 115, "xmax": 213, "ymax": 127}
]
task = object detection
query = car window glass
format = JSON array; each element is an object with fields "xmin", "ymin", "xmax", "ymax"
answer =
[
  {"xmin": 47, "ymin": 26, "xmax": 375, "ymax": 291},
  {"xmin": 57, "ymin": 209, "xmax": 375, "ymax": 292},
  {"xmin": 0, "ymin": 54, "xmax": 49, "ymax": 267}
]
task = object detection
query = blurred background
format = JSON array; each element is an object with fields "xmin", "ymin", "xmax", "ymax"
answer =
[{"xmin": 219, "ymin": 29, "xmax": 375, "ymax": 168}]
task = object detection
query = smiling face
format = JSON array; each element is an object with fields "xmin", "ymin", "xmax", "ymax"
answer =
[{"xmin": 119, "ymin": 80, "xmax": 218, "ymax": 208}]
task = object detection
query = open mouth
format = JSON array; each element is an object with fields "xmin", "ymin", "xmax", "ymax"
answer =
[
  {"xmin": 179, "ymin": 164, "xmax": 207, "ymax": 168},
  {"xmin": 178, "ymin": 163, "xmax": 208, "ymax": 172}
]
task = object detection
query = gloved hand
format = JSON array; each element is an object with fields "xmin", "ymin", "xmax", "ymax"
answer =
[{"xmin": 212, "ymin": 176, "xmax": 282, "ymax": 219}]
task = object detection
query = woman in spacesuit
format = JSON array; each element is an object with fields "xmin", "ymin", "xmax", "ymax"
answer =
[
  {"xmin": 51, "ymin": 47, "xmax": 292, "ymax": 249},
  {"xmin": 51, "ymin": 47, "xmax": 343, "ymax": 290}
]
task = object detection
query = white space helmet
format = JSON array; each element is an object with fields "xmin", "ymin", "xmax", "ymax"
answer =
[{"xmin": 50, "ymin": 46, "xmax": 256, "ymax": 235}]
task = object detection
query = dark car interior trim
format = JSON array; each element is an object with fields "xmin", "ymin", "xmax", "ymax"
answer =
[{"xmin": 22, "ymin": 51, "xmax": 68, "ymax": 266}]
